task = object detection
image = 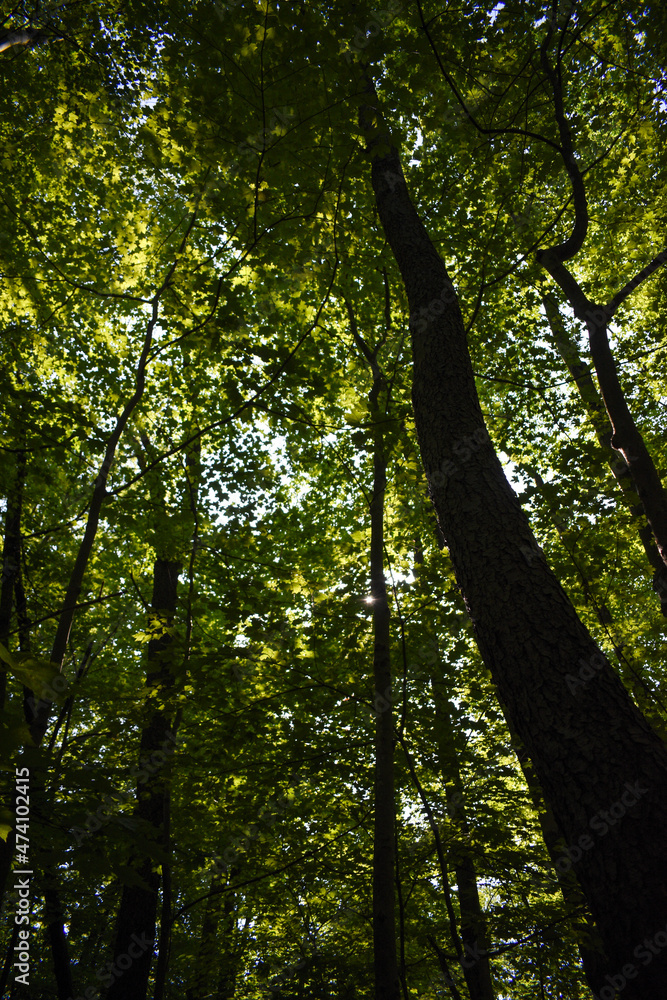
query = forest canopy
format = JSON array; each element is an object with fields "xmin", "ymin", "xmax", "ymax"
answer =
[{"xmin": 1, "ymin": 1, "xmax": 667, "ymax": 999}]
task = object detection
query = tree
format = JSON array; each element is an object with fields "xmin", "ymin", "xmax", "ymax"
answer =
[
  {"xmin": 2, "ymin": 2, "xmax": 667, "ymax": 999},
  {"xmin": 359, "ymin": 60, "xmax": 667, "ymax": 997}
]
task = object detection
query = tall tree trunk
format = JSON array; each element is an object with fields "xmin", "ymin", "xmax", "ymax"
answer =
[
  {"xmin": 505, "ymin": 717, "xmax": 610, "ymax": 994},
  {"xmin": 0, "ymin": 450, "xmax": 74, "ymax": 996},
  {"xmin": 151, "ymin": 791, "xmax": 171, "ymax": 1000},
  {"xmin": 541, "ymin": 289, "xmax": 667, "ymax": 614},
  {"xmin": 360, "ymin": 78, "xmax": 667, "ymax": 999},
  {"xmin": 533, "ymin": 24, "xmax": 667, "ymax": 591},
  {"xmin": 348, "ymin": 299, "xmax": 401, "ymax": 1000},
  {"xmin": 0, "ymin": 448, "xmax": 25, "ymax": 904},
  {"xmin": 106, "ymin": 557, "xmax": 180, "ymax": 1000},
  {"xmin": 370, "ymin": 401, "xmax": 400, "ymax": 1000},
  {"xmin": 44, "ymin": 884, "xmax": 75, "ymax": 999},
  {"xmin": 187, "ymin": 872, "xmax": 238, "ymax": 1000},
  {"xmin": 430, "ymin": 673, "xmax": 495, "ymax": 1000}
]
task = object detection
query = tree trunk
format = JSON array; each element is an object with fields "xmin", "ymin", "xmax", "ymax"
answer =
[
  {"xmin": 430, "ymin": 673, "xmax": 495, "ymax": 1000},
  {"xmin": 45, "ymin": 883, "xmax": 75, "ymax": 999},
  {"xmin": 505, "ymin": 717, "xmax": 610, "ymax": 993},
  {"xmin": 348, "ymin": 301, "xmax": 402, "ymax": 1000},
  {"xmin": 0, "ymin": 448, "xmax": 25, "ymax": 904},
  {"xmin": 541, "ymin": 290, "xmax": 667, "ymax": 614},
  {"xmin": 106, "ymin": 557, "xmax": 180, "ymax": 1000},
  {"xmin": 151, "ymin": 791, "xmax": 171, "ymax": 1000},
  {"xmin": 187, "ymin": 872, "xmax": 238, "ymax": 1000},
  {"xmin": 360, "ymin": 80, "xmax": 667, "ymax": 999},
  {"xmin": 370, "ymin": 401, "xmax": 400, "ymax": 1000}
]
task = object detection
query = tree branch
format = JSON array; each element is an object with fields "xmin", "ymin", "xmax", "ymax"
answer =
[
  {"xmin": 538, "ymin": 21, "xmax": 589, "ymax": 261},
  {"xmin": 606, "ymin": 247, "xmax": 667, "ymax": 319}
]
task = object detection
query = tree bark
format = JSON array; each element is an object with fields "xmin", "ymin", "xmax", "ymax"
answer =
[
  {"xmin": 506, "ymin": 718, "xmax": 610, "ymax": 994},
  {"xmin": 106, "ymin": 557, "xmax": 180, "ymax": 1000},
  {"xmin": 430, "ymin": 673, "xmax": 495, "ymax": 1000},
  {"xmin": 360, "ymin": 79, "xmax": 667, "ymax": 999}
]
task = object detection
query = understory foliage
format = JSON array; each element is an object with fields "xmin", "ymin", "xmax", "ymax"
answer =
[{"xmin": 1, "ymin": 1, "xmax": 666, "ymax": 997}]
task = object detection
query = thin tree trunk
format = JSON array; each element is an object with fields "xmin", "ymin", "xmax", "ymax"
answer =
[
  {"xmin": 187, "ymin": 872, "xmax": 238, "ymax": 1000},
  {"xmin": 0, "ymin": 449, "xmax": 25, "ymax": 904},
  {"xmin": 360, "ymin": 78, "xmax": 667, "ymax": 999},
  {"xmin": 151, "ymin": 791, "xmax": 171, "ymax": 1000},
  {"xmin": 370, "ymin": 405, "xmax": 400, "ymax": 1000},
  {"xmin": 532, "ymin": 25, "xmax": 667, "ymax": 591},
  {"xmin": 0, "ymin": 449, "xmax": 24, "ymax": 706},
  {"xmin": 44, "ymin": 884, "xmax": 75, "ymax": 999},
  {"xmin": 430, "ymin": 673, "xmax": 495, "ymax": 1000},
  {"xmin": 106, "ymin": 557, "xmax": 180, "ymax": 1000},
  {"xmin": 348, "ymin": 299, "xmax": 401, "ymax": 1000},
  {"xmin": 541, "ymin": 290, "xmax": 667, "ymax": 614}
]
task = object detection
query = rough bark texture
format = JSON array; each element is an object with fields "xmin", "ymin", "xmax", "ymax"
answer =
[
  {"xmin": 106, "ymin": 557, "xmax": 180, "ymax": 1000},
  {"xmin": 506, "ymin": 718, "xmax": 610, "ymax": 993},
  {"xmin": 361, "ymin": 86, "xmax": 667, "ymax": 999},
  {"xmin": 430, "ymin": 675, "xmax": 495, "ymax": 1000}
]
